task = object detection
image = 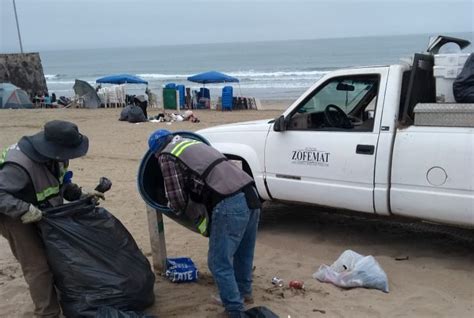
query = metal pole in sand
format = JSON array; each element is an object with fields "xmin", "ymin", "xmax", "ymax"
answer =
[
  {"xmin": 12, "ymin": 0, "xmax": 24, "ymax": 53},
  {"xmin": 146, "ymin": 205, "xmax": 168, "ymax": 274}
]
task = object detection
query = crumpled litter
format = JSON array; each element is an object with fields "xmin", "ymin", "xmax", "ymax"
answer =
[
  {"xmin": 313, "ymin": 250, "xmax": 389, "ymax": 293},
  {"xmin": 149, "ymin": 111, "xmax": 200, "ymax": 123},
  {"xmin": 165, "ymin": 257, "xmax": 198, "ymax": 283},
  {"xmin": 170, "ymin": 113, "xmax": 184, "ymax": 121}
]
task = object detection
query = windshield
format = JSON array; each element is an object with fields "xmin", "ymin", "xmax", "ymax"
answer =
[{"xmin": 297, "ymin": 78, "xmax": 377, "ymax": 115}]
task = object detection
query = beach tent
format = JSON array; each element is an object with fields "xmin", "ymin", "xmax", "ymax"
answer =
[
  {"xmin": 187, "ymin": 71, "xmax": 239, "ymax": 84},
  {"xmin": 73, "ymin": 79, "xmax": 102, "ymax": 108},
  {"xmin": 0, "ymin": 83, "xmax": 33, "ymax": 109},
  {"xmin": 96, "ymin": 74, "xmax": 148, "ymax": 85}
]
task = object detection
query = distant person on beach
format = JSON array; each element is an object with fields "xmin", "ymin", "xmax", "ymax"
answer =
[
  {"xmin": 183, "ymin": 110, "xmax": 200, "ymax": 123},
  {"xmin": 134, "ymin": 95, "xmax": 148, "ymax": 119},
  {"xmin": 145, "ymin": 87, "xmax": 157, "ymax": 108},
  {"xmin": 148, "ymin": 130, "xmax": 261, "ymax": 318},
  {"xmin": 33, "ymin": 92, "xmax": 41, "ymax": 107},
  {"xmin": 0, "ymin": 121, "xmax": 103, "ymax": 317},
  {"xmin": 44, "ymin": 93, "xmax": 52, "ymax": 108}
]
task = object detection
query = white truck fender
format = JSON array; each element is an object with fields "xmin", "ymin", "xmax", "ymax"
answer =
[{"xmin": 208, "ymin": 142, "xmax": 271, "ymax": 201}]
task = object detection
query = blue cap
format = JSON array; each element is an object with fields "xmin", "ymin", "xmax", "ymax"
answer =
[{"xmin": 148, "ymin": 129, "xmax": 172, "ymax": 153}]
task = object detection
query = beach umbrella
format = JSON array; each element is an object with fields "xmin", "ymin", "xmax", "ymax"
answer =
[
  {"xmin": 73, "ymin": 79, "xmax": 101, "ymax": 108},
  {"xmin": 187, "ymin": 71, "xmax": 239, "ymax": 84},
  {"xmin": 96, "ymin": 74, "xmax": 148, "ymax": 85},
  {"xmin": 187, "ymin": 71, "xmax": 241, "ymax": 105}
]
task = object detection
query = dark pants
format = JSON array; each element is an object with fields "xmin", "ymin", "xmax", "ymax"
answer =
[
  {"xmin": 208, "ymin": 192, "xmax": 260, "ymax": 314},
  {"xmin": 0, "ymin": 215, "xmax": 61, "ymax": 317},
  {"xmin": 138, "ymin": 102, "xmax": 148, "ymax": 119}
]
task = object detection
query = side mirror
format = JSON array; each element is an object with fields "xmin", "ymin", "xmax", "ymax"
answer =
[{"xmin": 273, "ymin": 115, "xmax": 286, "ymax": 132}]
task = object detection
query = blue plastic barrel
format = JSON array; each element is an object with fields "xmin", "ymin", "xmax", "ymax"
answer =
[
  {"xmin": 222, "ymin": 86, "xmax": 233, "ymax": 110},
  {"xmin": 176, "ymin": 85, "xmax": 186, "ymax": 108},
  {"xmin": 165, "ymin": 83, "xmax": 176, "ymax": 89},
  {"xmin": 137, "ymin": 131, "xmax": 210, "ymax": 233}
]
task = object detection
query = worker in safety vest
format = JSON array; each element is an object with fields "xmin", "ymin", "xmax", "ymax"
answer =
[
  {"xmin": 0, "ymin": 120, "xmax": 103, "ymax": 317},
  {"xmin": 148, "ymin": 130, "xmax": 261, "ymax": 318}
]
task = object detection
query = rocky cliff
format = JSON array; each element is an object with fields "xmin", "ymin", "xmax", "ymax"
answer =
[{"xmin": 0, "ymin": 53, "xmax": 48, "ymax": 97}]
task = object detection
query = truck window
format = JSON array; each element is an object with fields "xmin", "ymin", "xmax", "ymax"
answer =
[
  {"xmin": 400, "ymin": 53, "xmax": 436, "ymax": 125},
  {"xmin": 288, "ymin": 75, "xmax": 380, "ymax": 131},
  {"xmin": 398, "ymin": 70, "xmax": 411, "ymax": 120}
]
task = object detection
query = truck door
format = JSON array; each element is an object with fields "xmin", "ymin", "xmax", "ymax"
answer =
[{"xmin": 265, "ymin": 69, "xmax": 388, "ymax": 213}]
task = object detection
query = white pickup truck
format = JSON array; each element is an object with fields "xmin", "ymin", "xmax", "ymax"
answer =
[{"xmin": 198, "ymin": 38, "xmax": 474, "ymax": 228}]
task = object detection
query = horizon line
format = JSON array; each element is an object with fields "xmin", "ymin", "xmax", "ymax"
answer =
[{"xmin": 2, "ymin": 30, "xmax": 471, "ymax": 54}]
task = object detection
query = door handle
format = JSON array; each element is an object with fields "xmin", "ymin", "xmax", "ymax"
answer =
[{"xmin": 356, "ymin": 144, "xmax": 375, "ymax": 155}]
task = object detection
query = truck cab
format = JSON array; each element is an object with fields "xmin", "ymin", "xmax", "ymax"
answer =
[{"xmin": 266, "ymin": 65, "xmax": 398, "ymax": 214}]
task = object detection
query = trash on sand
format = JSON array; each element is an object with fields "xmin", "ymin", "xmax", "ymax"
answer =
[
  {"xmin": 183, "ymin": 110, "xmax": 200, "ymax": 123},
  {"xmin": 149, "ymin": 111, "xmax": 200, "ymax": 123},
  {"xmin": 288, "ymin": 280, "xmax": 305, "ymax": 290},
  {"xmin": 165, "ymin": 257, "xmax": 199, "ymax": 283},
  {"xmin": 313, "ymin": 250, "xmax": 389, "ymax": 293},
  {"xmin": 271, "ymin": 277, "xmax": 284, "ymax": 287},
  {"xmin": 170, "ymin": 113, "xmax": 184, "ymax": 122}
]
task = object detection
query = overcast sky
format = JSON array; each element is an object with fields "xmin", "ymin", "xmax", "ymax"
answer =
[{"xmin": 1, "ymin": 0, "xmax": 473, "ymax": 52}]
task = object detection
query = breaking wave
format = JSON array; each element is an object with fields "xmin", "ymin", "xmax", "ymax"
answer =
[
  {"xmin": 137, "ymin": 70, "xmax": 327, "ymax": 81},
  {"xmin": 44, "ymin": 74, "xmax": 60, "ymax": 80},
  {"xmin": 137, "ymin": 73, "xmax": 189, "ymax": 79}
]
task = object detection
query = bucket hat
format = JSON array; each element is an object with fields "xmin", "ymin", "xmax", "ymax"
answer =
[
  {"xmin": 17, "ymin": 137, "xmax": 49, "ymax": 163},
  {"xmin": 23, "ymin": 120, "xmax": 89, "ymax": 160}
]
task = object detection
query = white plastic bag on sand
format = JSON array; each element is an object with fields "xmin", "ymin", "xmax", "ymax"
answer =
[
  {"xmin": 170, "ymin": 113, "xmax": 184, "ymax": 122},
  {"xmin": 313, "ymin": 250, "xmax": 389, "ymax": 293}
]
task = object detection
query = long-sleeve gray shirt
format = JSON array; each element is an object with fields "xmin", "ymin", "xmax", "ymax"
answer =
[{"xmin": 0, "ymin": 163, "xmax": 33, "ymax": 218}]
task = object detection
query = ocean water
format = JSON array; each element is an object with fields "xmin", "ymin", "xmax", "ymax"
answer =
[{"xmin": 41, "ymin": 33, "xmax": 473, "ymax": 101}]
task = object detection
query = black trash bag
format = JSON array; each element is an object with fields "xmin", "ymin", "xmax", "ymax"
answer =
[
  {"xmin": 128, "ymin": 105, "xmax": 147, "ymax": 123},
  {"xmin": 39, "ymin": 198, "xmax": 155, "ymax": 318},
  {"xmin": 245, "ymin": 306, "xmax": 279, "ymax": 318},
  {"xmin": 95, "ymin": 306, "xmax": 155, "ymax": 318},
  {"xmin": 453, "ymin": 53, "xmax": 474, "ymax": 103},
  {"xmin": 119, "ymin": 105, "xmax": 133, "ymax": 121}
]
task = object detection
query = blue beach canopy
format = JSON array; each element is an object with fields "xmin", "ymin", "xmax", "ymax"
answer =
[
  {"xmin": 187, "ymin": 71, "xmax": 239, "ymax": 84},
  {"xmin": 96, "ymin": 74, "xmax": 148, "ymax": 85}
]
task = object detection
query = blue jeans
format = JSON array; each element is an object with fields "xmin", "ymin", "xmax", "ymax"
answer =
[{"xmin": 208, "ymin": 192, "xmax": 260, "ymax": 313}]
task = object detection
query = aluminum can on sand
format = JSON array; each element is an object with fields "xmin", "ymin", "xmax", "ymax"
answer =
[{"xmin": 289, "ymin": 280, "xmax": 304, "ymax": 289}]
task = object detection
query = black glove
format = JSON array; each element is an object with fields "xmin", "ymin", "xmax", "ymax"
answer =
[
  {"xmin": 62, "ymin": 183, "xmax": 83, "ymax": 201},
  {"xmin": 95, "ymin": 177, "xmax": 112, "ymax": 193}
]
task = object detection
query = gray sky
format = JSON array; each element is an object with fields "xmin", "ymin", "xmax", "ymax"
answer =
[{"xmin": 1, "ymin": 0, "xmax": 473, "ymax": 52}]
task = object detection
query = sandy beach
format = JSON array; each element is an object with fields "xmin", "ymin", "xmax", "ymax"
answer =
[{"xmin": 0, "ymin": 107, "xmax": 473, "ymax": 318}]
